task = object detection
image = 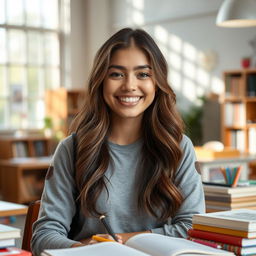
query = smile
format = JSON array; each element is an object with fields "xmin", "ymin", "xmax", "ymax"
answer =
[{"xmin": 118, "ymin": 96, "xmax": 141, "ymax": 103}]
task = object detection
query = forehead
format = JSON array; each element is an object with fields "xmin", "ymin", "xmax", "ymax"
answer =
[{"xmin": 109, "ymin": 46, "xmax": 150, "ymax": 66}]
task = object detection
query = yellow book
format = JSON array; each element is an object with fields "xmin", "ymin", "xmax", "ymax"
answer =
[{"xmin": 193, "ymin": 224, "xmax": 256, "ymax": 238}]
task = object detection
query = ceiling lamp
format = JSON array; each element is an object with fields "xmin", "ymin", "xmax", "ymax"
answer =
[{"xmin": 216, "ymin": 0, "xmax": 256, "ymax": 27}]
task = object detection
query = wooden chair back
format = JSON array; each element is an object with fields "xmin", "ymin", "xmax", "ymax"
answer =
[{"xmin": 22, "ymin": 200, "xmax": 41, "ymax": 252}]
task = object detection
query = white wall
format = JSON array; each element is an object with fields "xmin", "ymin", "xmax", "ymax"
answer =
[
  {"xmin": 68, "ymin": 0, "xmax": 111, "ymax": 89},
  {"xmin": 109, "ymin": 0, "xmax": 256, "ymax": 112}
]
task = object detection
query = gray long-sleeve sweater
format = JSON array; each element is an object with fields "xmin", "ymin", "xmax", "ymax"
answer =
[{"xmin": 31, "ymin": 135, "xmax": 205, "ymax": 256}]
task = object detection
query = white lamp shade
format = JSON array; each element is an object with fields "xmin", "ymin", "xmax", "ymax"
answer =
[{"xmin": 216, "ymin": 0, "xmax": 256, "ymax": 27}]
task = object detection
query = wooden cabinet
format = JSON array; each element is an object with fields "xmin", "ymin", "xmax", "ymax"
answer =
[
  {"xmin": 0, "ymin": 157, "xmax": 50, "ymax": 204},
  {"xmin": 0, "ymin": 136, "xmax": 52, "ymax": 159},
  {"xmin": 45, "ymin": 88, "xmax": 85, "ymax": 135},
  {"xmin": 0, "ymin": 136, "xmax": 53, "ymax": 203},
  {"xmin": 222, "ymin": 69, "xmax": 256, "ymax": 154}
]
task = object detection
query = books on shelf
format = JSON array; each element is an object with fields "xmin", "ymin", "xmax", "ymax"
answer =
[
  {"xmin": 0, "ymin": 224, "xmax": 20, "ymax": 240},
  {"xmin": 41, "ymin": 233, "xmax": 234, "ymax": 256},
  {"xmin": 33, "ymin": 141, "xmax": 46, "ymax": 157},
  {"xmin": 248, "ymin": 128, "xmax": 256, "ymax": 154},
  {"xmin": 224, "ymin": 103, "xmax": 245, "ymax": 127},
  {"xmin": 12, "ymin": 141, "xmax": 29, "ymax": 157},
  {"xmin": 247, "ymin": 74, "xmax": 256, "ymax": 97}
]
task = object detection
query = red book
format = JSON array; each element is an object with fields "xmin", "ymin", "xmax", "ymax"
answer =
[
  {"xmin": 0, "ymin": 247, "xmax": 31, "ymax": 256},
  {"xmin": 188, "ymin": 229, "xmax": 256, "ymax": 247},
  {"xmin": 188, "ymin": 236, "xmax": 256, "ymax": 256}
]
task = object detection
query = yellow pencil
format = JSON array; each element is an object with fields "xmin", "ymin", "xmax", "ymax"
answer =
[{"xmin": 92, "ymin": 235, "xmax": 114, "ymax": 242}]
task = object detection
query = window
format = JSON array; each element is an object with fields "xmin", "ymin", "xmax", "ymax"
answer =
[{"xmin": 0, "ymin": 0, "xmax": 61, "ymax": 129}]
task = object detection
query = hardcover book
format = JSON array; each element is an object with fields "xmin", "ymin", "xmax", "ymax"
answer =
[
  {"xmin": 0, "ymin": 224, "xmax": 20, "ymax": 240},
  {"xmin": 41, "ymin": 233, "xmax": 234, "ymax": 256},
  {"xmin": 192, "ymin": 209, "xmax": 256, "ymax": 232},
  {"xmin": 188, "ymin": 229, "xmax": 256, "ymax": 247}
]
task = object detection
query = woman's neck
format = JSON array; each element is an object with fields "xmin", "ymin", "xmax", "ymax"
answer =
[{"xmin": 108, "ymin": 116, "xmax": 142, "ymax": 145}]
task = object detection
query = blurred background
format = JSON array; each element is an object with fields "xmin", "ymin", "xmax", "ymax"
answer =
[{"xmin": 0, "ymin": 0, "xmax": 256, "ymax": 145}]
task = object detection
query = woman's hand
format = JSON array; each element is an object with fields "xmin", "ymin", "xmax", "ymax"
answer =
[
  {"xmin": 71, "ymin": 233, "xmax": 123, "ymax": 247},
  {"xmin": 88, "ymin": 234, "xmax": 123, "ymax": 244}
]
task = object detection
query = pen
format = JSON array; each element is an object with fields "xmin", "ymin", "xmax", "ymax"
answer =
[
  {"xmin": 92, "ymin": 235, "xmax": 114, "ymax": 242},
  {"xmin": 99, "ymin": 215, "xmax": 119, "ymax": 242},
  {"xmin": 189, "ymin": 238, "xmax": 222, "ymax": 249}
]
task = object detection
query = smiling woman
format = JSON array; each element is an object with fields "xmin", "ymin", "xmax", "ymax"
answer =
[
  {"xmin": 31, "ymin": 28, "xmax": 205, "ymax": 256},
  {"xmin": 103, "ymin": 45, "xmax": 156, "ymax": 135}
]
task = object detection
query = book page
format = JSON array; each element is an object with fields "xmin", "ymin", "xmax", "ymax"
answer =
[
  {"xmin": 125, "ymin": 233, "xmax": 234, "ymax": 256},
  {"xmin": 42, "ymin": 242, "xmax": 150, "ymax": 256}
]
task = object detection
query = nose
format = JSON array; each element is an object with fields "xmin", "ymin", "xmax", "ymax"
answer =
[{"xmin": 121, "ymin": 74, "xmax": 137, "ymax": 91}]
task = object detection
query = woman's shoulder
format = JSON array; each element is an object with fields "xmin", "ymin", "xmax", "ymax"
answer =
[
  {"xmin": 55, "ymin": 135, "xmax": 74, "ymax": 153},
  {"xmin": 180, "ymin": 134, "xmax": 194, "ymax": 150}
]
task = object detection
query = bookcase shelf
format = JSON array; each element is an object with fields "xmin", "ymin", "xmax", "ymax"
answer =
[
  {"xmin": 0, "ymin": 136, "xmax": 53, "ymax": 204},
  {"xmin": 45, "ymin": 88, "xmax": 85, "ymax": 135},
  {"xmin": 0, "ymin": 136, "xmax": 52, "ymax": 159},
  {"xmin": 222, "ymin": 69, "xmax": 256, "ymax": 154},
  {"xmin": 0, "ymin": 157, "xmax": 50, "ymax": 204}
]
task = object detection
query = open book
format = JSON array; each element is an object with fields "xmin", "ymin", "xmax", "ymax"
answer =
[{"xmin": 41, "ymin": 233, "xmax": 234, "ymax": 256}]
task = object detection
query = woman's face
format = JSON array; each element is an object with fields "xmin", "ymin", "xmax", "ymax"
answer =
[{"xmin": 103, "ymin": 45, "xmax": 156, "ymax": 122}]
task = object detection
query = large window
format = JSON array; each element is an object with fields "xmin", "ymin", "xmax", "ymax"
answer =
[{"xmin": 0, "ymin": 0, "xmax": 61, "ymax": 129}]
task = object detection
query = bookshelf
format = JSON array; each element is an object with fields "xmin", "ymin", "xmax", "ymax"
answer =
[
  {"xmin": 222, "ymin": 69, "xmax": 256, "ymax": 154},
  {"xmin": 45, "ymin": 88, "xmax": 85, "ymax": 135},
  {"xmin": 0, "ymin": 135, "xmax": 53, "ymax": 204},
  {"xmin": 0, "ymin": 135, "xmax": 52, "ymax": 159},
  {"xmin": 0, "ymin": 157, "xmax": 50, "ymax": 204}
]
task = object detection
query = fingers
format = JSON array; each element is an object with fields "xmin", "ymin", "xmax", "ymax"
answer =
[{"xmin": 89, "ymin": 234, "xmax": 123, "ymax": 244}]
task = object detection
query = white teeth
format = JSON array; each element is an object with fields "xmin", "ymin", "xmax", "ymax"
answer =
[{"xmin": 119, "ymin": 97, "xmax": 140, "ymax": 102}]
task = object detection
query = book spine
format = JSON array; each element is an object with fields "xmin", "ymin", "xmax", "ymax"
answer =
[
  {"xmin": 188, "ymin": 237, "xmax": 242, "ymax": 255},
  {"xmin": 192, "ymin": 224, "xmax": 252, "ymax": 238},
  {"xmin": 188, "ymin": 229, "xmax": 243, "ymax": 246}
]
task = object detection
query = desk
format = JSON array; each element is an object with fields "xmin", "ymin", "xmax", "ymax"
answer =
[
  {"xmin": 198, "ymin": 154, "xmax": 256, "ymax": 182},
  {"xmin": 0, "ymin": 157, "xmax": 51, "ymax": 204}
]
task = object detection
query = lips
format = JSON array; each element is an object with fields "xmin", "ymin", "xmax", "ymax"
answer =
[{"xmin": 116, "ymin": 96, "xmax": 142, "ymax": 105}]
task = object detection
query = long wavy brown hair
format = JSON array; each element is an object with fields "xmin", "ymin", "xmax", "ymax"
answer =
[{"xmin": 70, "ymin": 28, "xmax": 184, "ymax": 220}]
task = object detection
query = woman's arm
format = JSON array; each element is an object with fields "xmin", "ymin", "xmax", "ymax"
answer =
[{"xmin": 31, "ymin": 137, "xmax": 79, "ymax": 256}]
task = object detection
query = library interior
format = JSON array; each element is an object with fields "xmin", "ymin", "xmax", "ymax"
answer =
[{"xmin": 0, "ymin": 0, "xmax": 256, "ymax": 256}]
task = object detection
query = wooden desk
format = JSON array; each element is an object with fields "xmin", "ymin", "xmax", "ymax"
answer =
[
  {"xmin": 198, "ymin": 154, "xmax": 256, "ymax": 182},
  {"xmin": 0, "ymin": 157, "xmax": 51, "ymax": 204},
  {"xmin": 0, "ymin": 200, "xmax": 28, "ymax": 217}
]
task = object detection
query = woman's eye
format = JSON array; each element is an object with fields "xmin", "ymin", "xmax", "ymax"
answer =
[
  {"xmin": 109, "ymin": 72, "xmax": 124, "ymax": 79},
  {"xmin": 137, "ymin": 72, "xmax": 151, "ymax": 79}
]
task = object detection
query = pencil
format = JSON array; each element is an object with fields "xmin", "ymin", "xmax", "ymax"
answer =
[
  {"xmin": 232, "ymin": 166, "xmax": 242, "ymax": 187},
  {"xmin": 99, "ymin": 215, "xmax": 118, "ymax": 242},
  {"xmin": 92, "ymin": 235, "xmax": 114, "ymax": 242}
]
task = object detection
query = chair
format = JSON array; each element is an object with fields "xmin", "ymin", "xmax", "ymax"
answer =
[{"xmin": 22, "ymin": 200, "xmax": 41, "ymax": 252}]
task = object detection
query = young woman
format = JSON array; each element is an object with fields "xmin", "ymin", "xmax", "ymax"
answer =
[{"xmin": 31, "ymin": 28, "xmax": 205, "ymax": 256}]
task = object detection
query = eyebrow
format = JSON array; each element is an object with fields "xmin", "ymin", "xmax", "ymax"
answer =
[{"xmin": 108, "ymin": 64, "xmax": 152, "ymax": 70}]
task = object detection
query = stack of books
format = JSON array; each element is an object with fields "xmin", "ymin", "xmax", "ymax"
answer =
[
  {"xmin": 203, "ymin": 184, "xmax": 256, "ymax": 212},
  {"xmin": 188, "ymin": 209, "xmax": 256, "ymax": 255},
  {"xmin": 0, "ymin": 224, "xmax": 31, "ymax": 256}
]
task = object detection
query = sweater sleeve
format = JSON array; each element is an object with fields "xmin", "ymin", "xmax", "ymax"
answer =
[
  {"xmin": 151, "ymin": 135, "xmax": 205, "ymax": 237},
  {"xmin": 31, "ymin": 136, "xmax": 80, "ymax": 256}
]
